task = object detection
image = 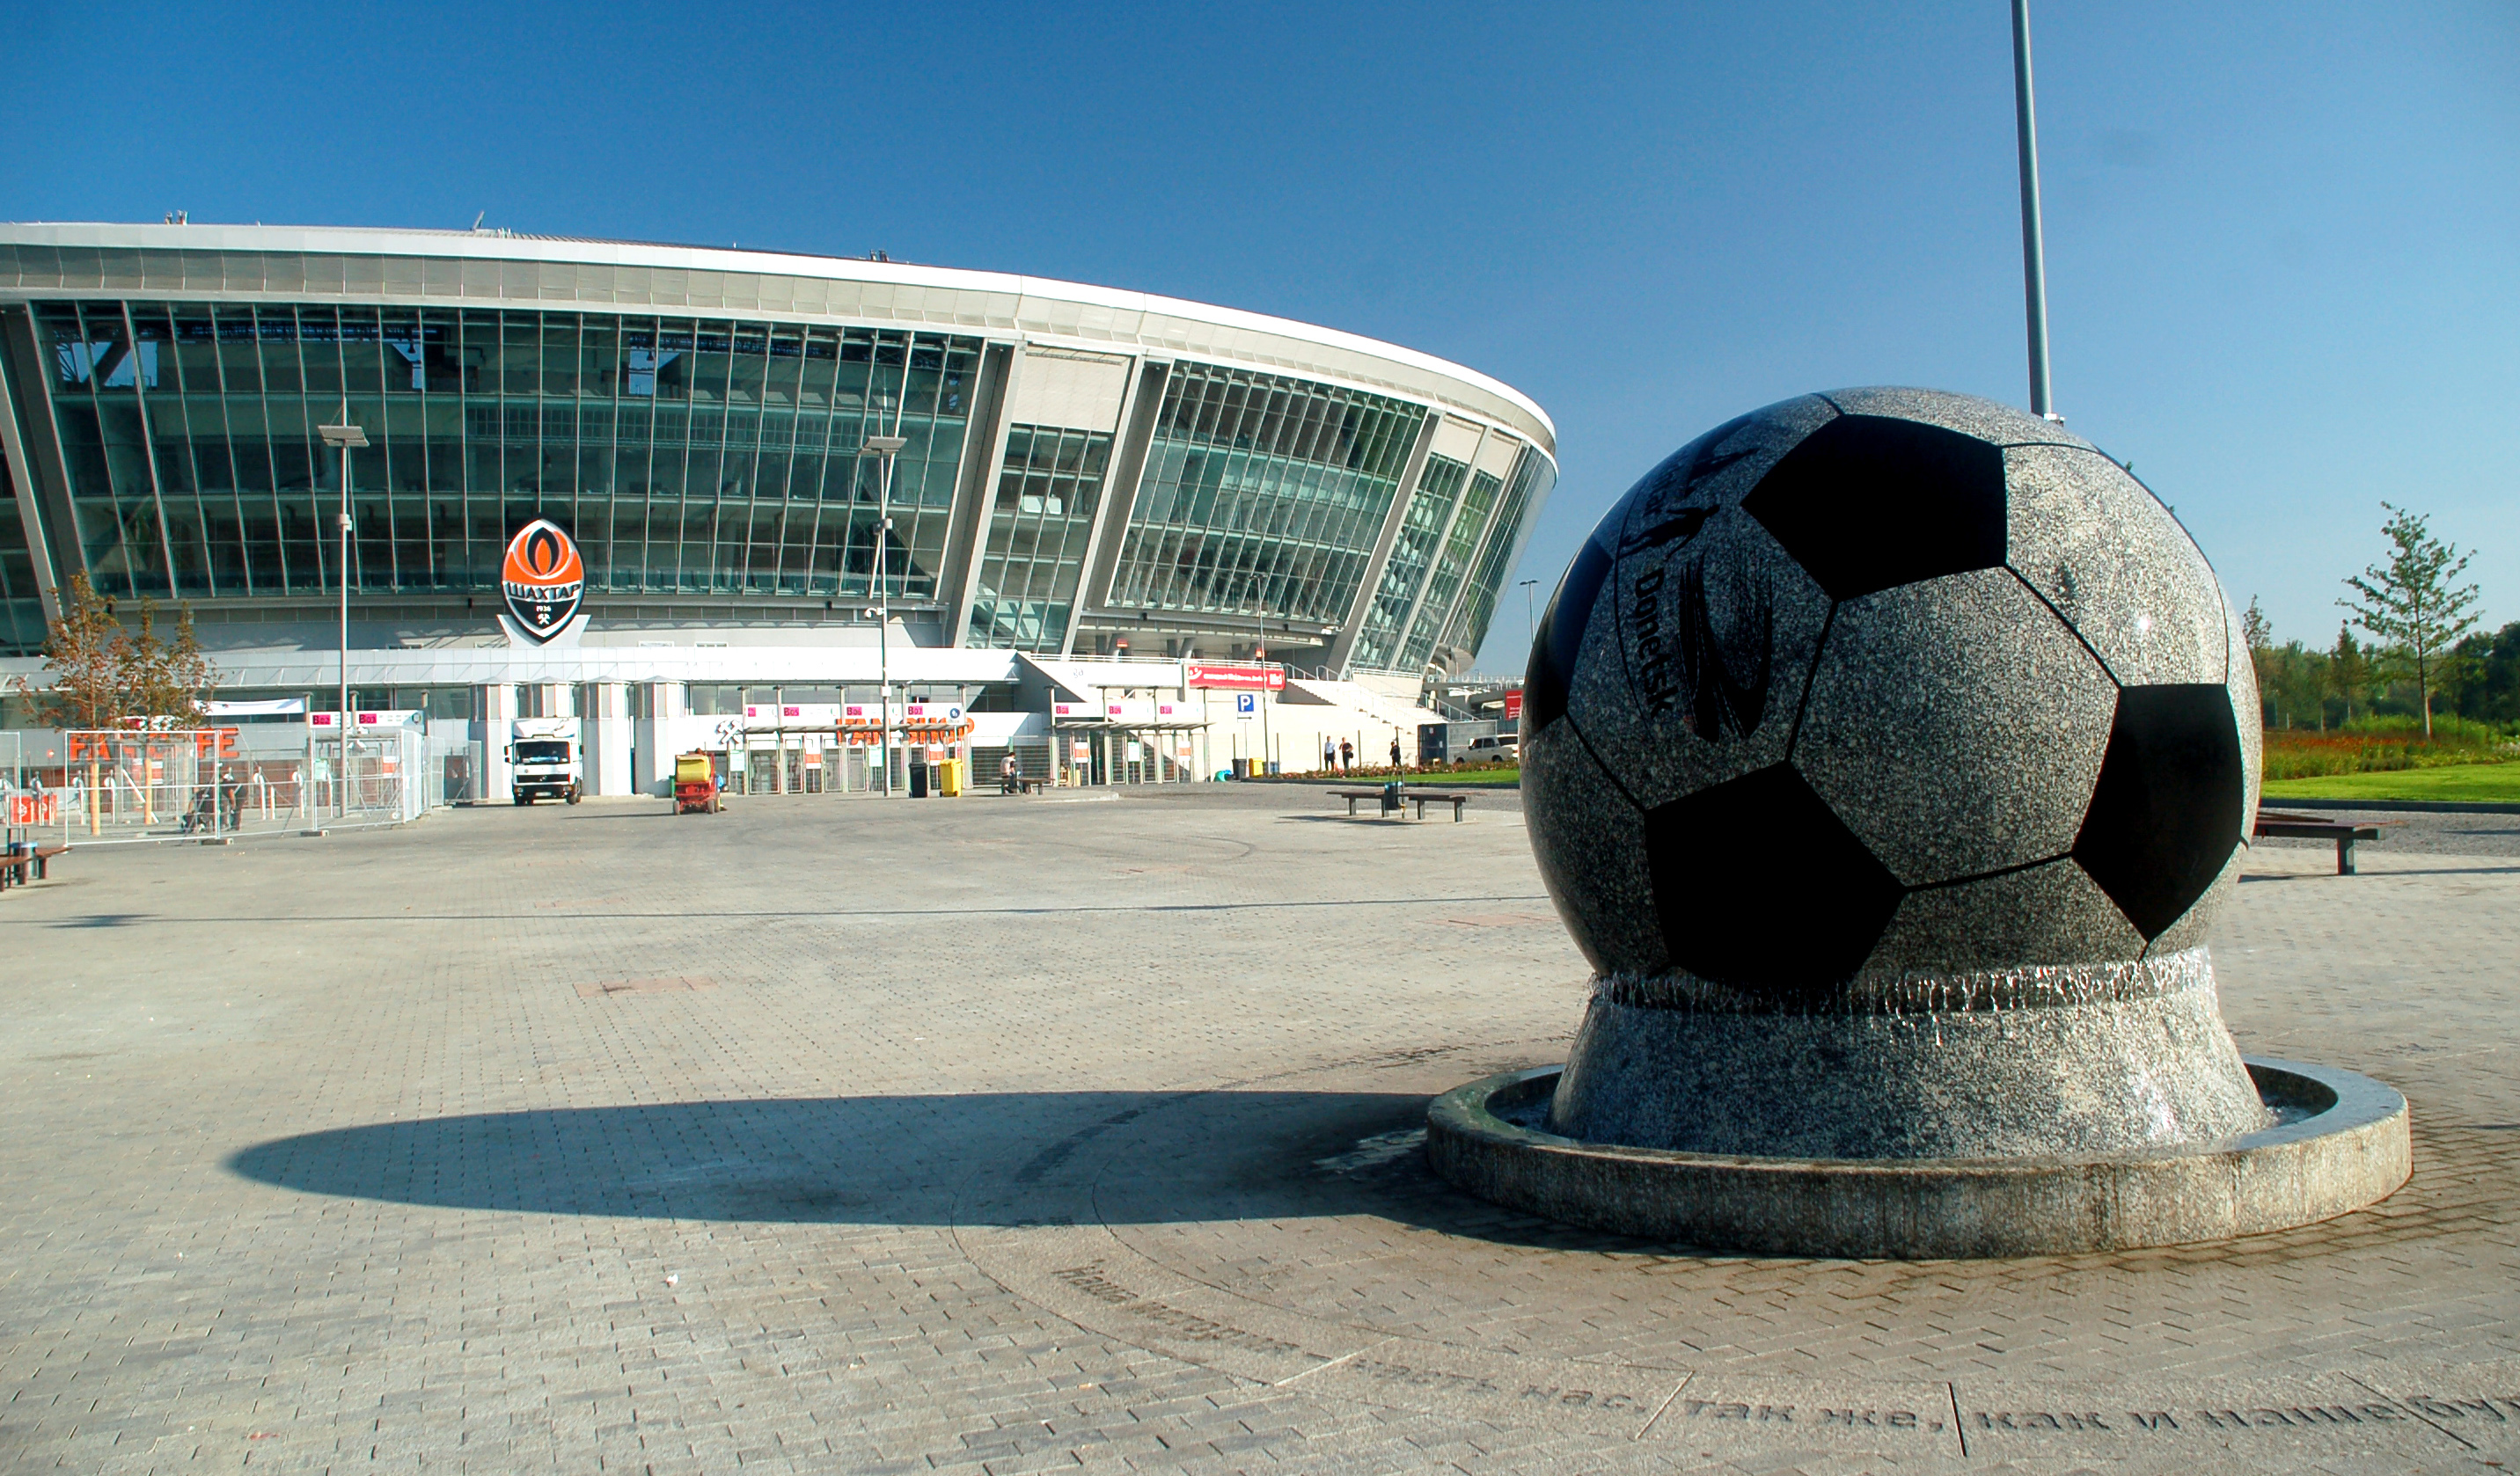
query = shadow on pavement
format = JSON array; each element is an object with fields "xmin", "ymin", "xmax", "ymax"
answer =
[{"xmin": 224, "ymin": 1085, "xmax": 1636, "ymax": 1248}]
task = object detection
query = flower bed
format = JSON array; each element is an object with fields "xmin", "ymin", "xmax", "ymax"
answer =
[{"xmin": 2261, "ymin": 721, "xmax": 2516, "ymax": 780}]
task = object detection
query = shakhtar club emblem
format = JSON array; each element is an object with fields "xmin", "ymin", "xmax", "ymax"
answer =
[{"xmin": 500, "ymin": 519, "xmax": 584, "ymax": 640}]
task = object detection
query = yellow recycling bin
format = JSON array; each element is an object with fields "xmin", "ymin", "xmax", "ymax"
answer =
[{"xmin": 938, "ymin": 758, "xmax": 963, "ymax": 797}]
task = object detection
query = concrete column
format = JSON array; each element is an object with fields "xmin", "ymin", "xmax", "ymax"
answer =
[
  {"xmin": 479, "ymin": 683, "xmax": 516, "ymax": 802},
  {"xmin": 1328, "ymin": 412, "xmax": 1444, "ymax": 676},
  {"xmin": 0, "ymin": 328, "xmax": 63, "ymax": 624},
  {"xmin": 941, "ymin": 341, "xmax": 1021, "ymax": 648},
  {"xmin": 1066, "ymin": 360, "xmax": 1171, "ymax": 656},
  {"xmin": 590, "ymin": 682, "xmax": 632, "ymax": 797},
  {"xmin": 0, "ymin": 306, "xmax": 82, "ymax": 617}
]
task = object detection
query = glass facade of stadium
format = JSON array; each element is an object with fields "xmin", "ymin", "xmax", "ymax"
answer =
[{"xmin": 0, "ymin": 226, "xmax": 1555, "ymax": 683}]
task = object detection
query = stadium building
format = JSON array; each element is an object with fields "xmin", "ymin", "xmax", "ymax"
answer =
[{"xmin": 0, "ymin": 223, "xmax": 1553, "ymax": 799}]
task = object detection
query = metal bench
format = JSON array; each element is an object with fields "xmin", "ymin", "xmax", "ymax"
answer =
[
  {"xmin": 0, "ymin": 844, "xmax": 69, "ymax": 892},
  {"xmin": 2254, "ymin": 811, "xmax": 2385, "ymax": 875},
  {"xmin": 1330, "ymin": 787, "xmax": 1475, "ymax": 822}
]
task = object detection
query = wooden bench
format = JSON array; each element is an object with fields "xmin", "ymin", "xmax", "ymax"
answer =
[
  {"xmin": 1330, "ymin": 787, "xmax": 1475, "ymax": 822},
  {"xmin": 2254, "ymin": 811, "xmax": 2385, "ymax": 875},
  {"xmin": 0, "ymin": 844, "xmax": 69, "ymax": 891}
]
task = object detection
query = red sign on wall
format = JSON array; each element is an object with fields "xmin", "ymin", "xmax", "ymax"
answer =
[
  {"xmin": 1185, "ymin": 662, "xmax": 1286, "ymax": 691},
  {"xmin": 1503, "ymin": 689, "xmax": 1524, "ymax": 720}
]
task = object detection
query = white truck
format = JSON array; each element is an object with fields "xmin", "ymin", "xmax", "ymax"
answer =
[{"xmin": 508, "ymin": 719, "xmax": 582, "ymax": 806}]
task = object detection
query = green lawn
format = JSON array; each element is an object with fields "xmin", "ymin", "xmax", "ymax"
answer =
[
  {"xmin": 2262, "ymin": 760, "xmax": 2520, "ymax": 804},
  {"xmin": 1425, "ymin": 767, "xmax": 1520, "ymax": 787}
]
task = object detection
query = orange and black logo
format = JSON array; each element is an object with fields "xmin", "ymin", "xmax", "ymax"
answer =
[{"xmin": 501, "ymin": 520, "xmax": 584, "ymax": 640}]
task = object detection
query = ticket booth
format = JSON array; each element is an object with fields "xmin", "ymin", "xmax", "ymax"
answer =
[{"xmin": 1043, "ymin": 693, "xmax": 1206, "ymax": 786}]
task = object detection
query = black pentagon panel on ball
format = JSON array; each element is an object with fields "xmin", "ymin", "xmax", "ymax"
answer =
[
  {"xmin": 1613, "ymin": 395, "xmax": 1838, "ymax": 553},
  {"xmin": 2072, "ymin": 683, "xmax": 2246, "ymax": 940},
  {"xmin": 1521, "ymin": 533, "xmax": 1615, "ymax": 734},
  {"xmin": 1793, "ymin": 566, "xmax": 2117, "ymax": 887},
  {"xmin": 1822, "ymin": 385, "xmax": 2087, "ymax": 449},
  {"xmin": 2003, "ymin": 445, "xmax": 2223, "ymax": 688},
  {"xmin": 1642, "ymin": 764, "xmax": 1903, "ymax": 1004},
  {"xmin": 1742, "ymin": 414, "xmax": 2010, "ymax": 602},
  {"xmin": 2141, "ymin": 844, "xmax": 2247, "ymax": 958}
]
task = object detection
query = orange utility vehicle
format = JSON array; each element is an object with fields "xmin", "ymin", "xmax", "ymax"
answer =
[{"xmin": 674, "ymin": 752, "xmax": 722, "ymax": 815}]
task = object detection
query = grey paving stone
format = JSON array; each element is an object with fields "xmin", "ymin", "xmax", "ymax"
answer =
[{"xmin": 0, "ymin": 793, "xmax": 2509, "ymax": 1475}]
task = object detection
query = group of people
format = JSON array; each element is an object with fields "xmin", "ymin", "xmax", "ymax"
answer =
[
  {"xmin": 1320, "ymin": 736, "xmax": 1406, "ymax": 773},
  {"xmin": 0, "ymin": 775, "xmax": 77, "ymax": 807}
]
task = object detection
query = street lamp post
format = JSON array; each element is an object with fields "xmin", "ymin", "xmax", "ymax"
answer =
[
  {"xmin": 1519, "ymin": 579, "xmax": 1539, "ymax": 654},
  {"xmin": 861, "ymin": 433, "xmax": 907, "ymax": 796},
  {"xmin": 317, "ymin": 409, "xmax": 367, "ymax": 818},
  {"xmin": 1251, "ymin": 620, "xmax": 1270, "ymax": 778}
]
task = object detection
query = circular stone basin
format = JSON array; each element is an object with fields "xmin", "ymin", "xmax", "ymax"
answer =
[{"xmin": 1426, "ymin": 1058, "xmax": 2409, "ymax": 1259}]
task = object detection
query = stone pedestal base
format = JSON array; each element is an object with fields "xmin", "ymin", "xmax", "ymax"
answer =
[
  {"xmin": 1547, "ymin": 947, "xmax": 2269, "ymax": 1158},
  {"xmin": 1429, "ymin": 1058, "xmax": 2409, "ymax": 1258}
]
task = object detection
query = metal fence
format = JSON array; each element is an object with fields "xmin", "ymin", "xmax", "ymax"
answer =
[{"xmin": 2, "ymin": 727, "xmax": 425, "ymax": 845}]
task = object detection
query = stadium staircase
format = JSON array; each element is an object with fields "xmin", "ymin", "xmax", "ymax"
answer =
[{"xmin": 1284, "ymin": 678, "xmax": 1447, "ymax": 736}]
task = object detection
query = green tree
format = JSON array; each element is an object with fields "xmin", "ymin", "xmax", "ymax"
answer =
[
  {"xmin": 37, "ymin": 571, "xmax": 129, "ymax": 728},
  {"xmin": 35, "ymin": 574, "xmax": 221, "ymax": 729},
  {"xmin": 2327, "ymin": 623, "xmax": 2368, "ymax": 726},
  {"xmin": 2260, "ymin": 640, "xmax": 2330, "ymax": 731},
  {"xmin": 2446, "ymin": 620, "xmax": 2520, "ymax": 723},
  {"xmin": 124, "ymin": 601, "xmax": 219, "ymax": 724},
  {"xmin": 2341, "ymin": 502, "xmax": 2482, "ymax": 736},
  {"xmin": 2242, "ymin": 596, "xmax": 2274, "ymax": 656},
  {"xmin": 2242, "ymin": 596, "xmax": 2278, "ymax": 726}
]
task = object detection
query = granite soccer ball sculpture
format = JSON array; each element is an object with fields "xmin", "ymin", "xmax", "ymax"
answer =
[{"xmin": 1522, "ymin": 386, "xmax": 2269, "ymax": 1158}]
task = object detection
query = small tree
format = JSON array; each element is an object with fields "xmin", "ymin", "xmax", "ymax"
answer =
[
  {"xmin": 38, "ymin": 571, "xmax": 129, "ymax": 728},
  {"xmin": 124, "ymin": 601, "xmax": 219, "ymax": 724},
  {"xmin": 2242, "ymin": 596, "xmax": 2278, "ymax": 726},
  {"xmin": 2327, "ymin": 623, "xmax": 2368, "ymax": 726},
  {"xmin": 2341, "ymin": 503, "xmax": 2482, "ymax": 737},
  {"xmin": 2242, "ymin": 596, "xmax": 2275, "ymax": 656}
]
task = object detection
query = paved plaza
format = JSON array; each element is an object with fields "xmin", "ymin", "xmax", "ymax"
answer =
[{"xmin": 3, "ymin": 784, "xmax": 2517, "ymax": 1475}]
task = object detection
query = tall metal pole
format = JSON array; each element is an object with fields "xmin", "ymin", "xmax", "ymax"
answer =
[
  {"xmin": 864, "ymin": 427, "xmax": 907, "ymax": 797},
  {"xmin": 1253, "ymin": 617, "xmax": 1269, "ymax": 778},
  {"xmin": 878, "ymin": 447, "xmax": 892, "ymax": 795},
  {"xmin": 337, "ymin": 439, "xmax": 349, "ymax": 816},
  {"xmin": 2011, "ymin": 0, "xmax": 2058, "ymax": 420},
  {"xmin": 319, "ymin": 406, "xmax": 367, "ymax": 819}
]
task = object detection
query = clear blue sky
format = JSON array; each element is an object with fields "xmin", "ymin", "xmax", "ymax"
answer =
[{"xmin": 7, "ymin": 3, "xmax": 2513, "ymax": 672}]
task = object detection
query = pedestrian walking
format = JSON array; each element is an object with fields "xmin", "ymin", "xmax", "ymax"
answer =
[
  {"xmin": 1338, "ymin": 739, "xmax": 1353, "ymax": 771},
  {"xmin": 1324, "ymin": 739, "xmax": 1337, "ymax": 773},
  {"xmin": 1390, "ymin": 735, "xmax": 1403, "ymax": 770}
]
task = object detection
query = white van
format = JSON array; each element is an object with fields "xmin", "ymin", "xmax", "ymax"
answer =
[{"xmin": 508, "ymin": 720, "xmax": 582, "ymax": 805}]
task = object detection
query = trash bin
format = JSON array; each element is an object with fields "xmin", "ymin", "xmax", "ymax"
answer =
[
  {"xmin": 939, "ymin": 758, "xmax": 963, "ymax": 797},
  {"xmin": 909, "ymin": 762, "xmax": 930, "ymax": 799},
  {"xmin": 1265, "ymin": 761, "xmax": 1281, "ymax": 776},
  {"xmin": 1230, "ymin": 758, "xmax": 1251, "ymax": 779}
]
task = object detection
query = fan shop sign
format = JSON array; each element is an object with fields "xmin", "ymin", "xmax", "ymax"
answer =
[
  {"xmin": 1096, "ymin": 698, "xmax": 1198, "ymax": 726},
  {"xmin": 1185, "ymin": 662, "xmax": 1284, "ymax": 691},
  {"xmin": 744, "ymin": 704, "xmax": 841, "ymax": 729}
]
